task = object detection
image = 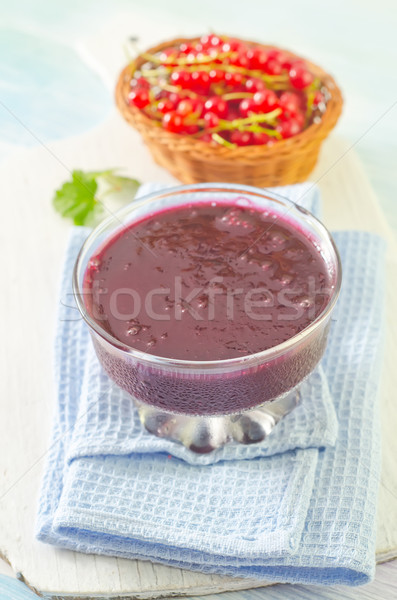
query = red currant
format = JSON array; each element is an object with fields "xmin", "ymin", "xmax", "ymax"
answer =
[
  {"xmin": 266, "ymin": 48, "xmax": 285, "ymax": 63},
  {"xmin": 253, "ymin": 89, "xmax": 279, "ymax": 112},
  {"xmin": 282, "ymin": 57, "xmax": 304, "ymax": 70},
  {"xmin": 230, "ymin": 51, "xmax": 249, "ymax": 69},
  {"xmin": 230, "ymin": 130, "xmax": 253, "ymax": 146},
  {"xmin": 162, "ymin": 111, "xmax": 185, "ymax": 133},
  {"xmin": 293, "ymin": 111, "xmax": 305, "ymax": 128},
  {"xmin": 224, "ymin": 71, "xmax": 243, "ymax": 88},
  {"xmin": 200, "ymin": 34, "xmax": 222, "ymax": 49},
  {"xmin": 128, "ymin": 88, "xmax": 150, "ymax": 109},
  {"xmin": 190, "ymin": 70, "xmax": 210, "ymax": 91},
  {"xmin": 289, "ymin": 66, "xmax": 314, "ymax": 89},
  {"xmin": 167, "ymin": 92, "xmax": 183, "ymax": 107},
  {"xmin": 278, "ymin": 92, "xmax": 302, "ymax": 121},
  {"xmin": 209, "ymin": 69, "xmax": 225, "ymax": 84},
  {"xmin": 239, "ymin": 98, "xmax": 257, "ymax": 117},
  {"xmin": 278, "ymin": 108, "xmax": 305, "ymax": 128},
  {"xmin": 245, "ymin": 78, "xmax": 265, "ymax": 93},
  {"xmin": 199, "ymin": 132, "xmax": 213, "ymax": 143},
  {"xmin": 252, "ymin": 132, "xmax": 272, "ymax": 145},
  {"xmin": 245, "ymin": 47, "xmax": 256, "ymax": 68},
  {"xmin": 204, "ymin": 96, "xmax": 228, "ymax": 118},
  {"xmin": 185, "ymin": 124, "xmax": 200, "ymax": 134},
  {"xmin": 225, "ymin": 109, "xmax": 239, "ymax": 121},
  {"xmin": 191, "ymin": 98, "xmax": 204, "ymax": 117},
  {"xmin": 246, "ymin": 47, "xmax": 267, "ymax": 70},
  {"xmin": 263, "ymin": 57, "xmax": 282, "ymax": 75},
  {"xmin": 191, "ymin": 98, "xmax": 205, "ymax": 116},
  {"xmin": 279, "ymin": 92, "xmax": 301, "ymax": 111},
  {"xmin": 170, "ymin": 70, "xmax": 192, "ymax": 89},
  {"xmin": 277, "ymin": 118, "xmax": 303, "ymax": 138},
  {"xmin": 179, "ymin": 42, "xmax": 195, "ymax": 55},
  {"xmin": 176, "ymin": 99, "xmax": 195, "ymax": 116},
  {"xmin": 157, "ymin": 98, "xmax": 176, "ymax": 114},
  {"xmin": 221, "ymin": 39, "xmax": 242, "ymax": 53},
  {"xmin": 313, "ymin": 91, "xmax": 325, "ymax": 106},
  {"xmin": 203, "ymin": 111, "xmax": 220, "ymax": 129},
  {"xmin": 159, "ymin": 48, "xmax": 178, "ymax": 66},
  {"xmin": 130, "ymin": 76, "xmax": 150, "ymax": 89},
  {"xmin": 175, "ymin": 98, "xmax": 204, "ymax": 118}
]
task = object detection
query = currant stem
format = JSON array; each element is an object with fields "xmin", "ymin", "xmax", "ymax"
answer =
[
  {"xmin": 227, "ymin": 109, "xmax": 282, "ymax": 126},
  {"xmin": 241, "ymin": 125, "xmax": 281, "ymax": 138},
  {"xmin": 211, "ymin": 133, "xmax": 236, "ymax": 148},
  {"xmin": 140, "ymin": 51, "xmax": 234, "ymax": 67},
  {"xmin": 141, "ymin": 63, "xmax": 288, "ymax": 85},
  {"xmin": 194, "ymin": 109, "xmax": 282, "ymax": 136},
  {"xmin": 222, "ymin": 92, "xmax": 253, "ymax": 100},
  {"xmin": 160, "ymin": 84, "xmax": 200, "ymax": 98}
]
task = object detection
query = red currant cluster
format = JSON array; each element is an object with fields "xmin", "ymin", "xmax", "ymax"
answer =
[{"xmin": 127, "ymin": 34, "xmax": 328, "ymax": 147}]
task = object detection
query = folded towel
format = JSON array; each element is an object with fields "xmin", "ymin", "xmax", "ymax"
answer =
[{"xmin": 36, "ymin": 183, "xmax": 385, "ymax": 586}]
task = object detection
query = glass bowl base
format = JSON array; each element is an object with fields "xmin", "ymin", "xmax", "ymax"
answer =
[{"xmin": 134, "ymin": 389, "xmax": 301, "ymax": 454}]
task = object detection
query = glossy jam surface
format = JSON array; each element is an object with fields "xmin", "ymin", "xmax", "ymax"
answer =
[{"xmin": 84, "ymin": 202, "xmax": 331, "ymax": 361}]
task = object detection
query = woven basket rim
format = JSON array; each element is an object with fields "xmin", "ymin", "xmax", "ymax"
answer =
[{"xmin": 115, "ymin": 35, "xmax": 343, "ymax": 163}]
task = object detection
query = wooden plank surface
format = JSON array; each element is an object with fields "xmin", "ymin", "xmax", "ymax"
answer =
[
  {"xmin": 175, "ymin": 560, "xmax": 397, "ymax": 600},
  {"xmin": 0, "ymin": 116, "xmax": 396, "ymax": 598}
]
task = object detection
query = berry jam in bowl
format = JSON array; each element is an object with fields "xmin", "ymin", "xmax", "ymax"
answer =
[{"xmin": 73, "ymin": 184, "xmax": 341, "ymax": 453}]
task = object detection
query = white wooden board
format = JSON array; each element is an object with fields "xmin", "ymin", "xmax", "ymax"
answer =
[{"xmin": 0, "ymin": 117, "xmax": 396, "ymax": 598}]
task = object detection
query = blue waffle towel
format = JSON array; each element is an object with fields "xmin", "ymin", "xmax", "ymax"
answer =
[{"xmin": 36, "ymin": 183, "xmax": 385, "ymax": 586}]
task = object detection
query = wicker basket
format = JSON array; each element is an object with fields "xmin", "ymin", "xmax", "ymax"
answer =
[{"xmin": 115, "ymin": 37, "xmax": 343, "ymax": 186}]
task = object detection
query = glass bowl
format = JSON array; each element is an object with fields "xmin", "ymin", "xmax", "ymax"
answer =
[{"xmin": 73, "ymin": 184, "xmax": 342, "ymax": 453}]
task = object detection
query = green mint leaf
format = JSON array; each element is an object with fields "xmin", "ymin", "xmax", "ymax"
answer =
[
  {"xmin": 52, "ymin": 169, "xmax": 141, "ymax": 227},
  {"xmin": 53, "ymin": 170, "xmax": 100, "ymax": 226},
  {"xmin": 101, "ymin": 173, "xmax": 140, "ymax": 197}
]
